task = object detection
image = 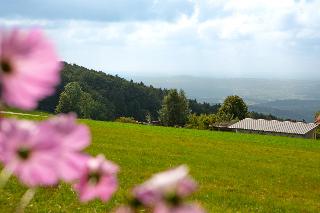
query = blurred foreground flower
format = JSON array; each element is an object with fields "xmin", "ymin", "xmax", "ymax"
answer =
[
  {"xmin": 39, "ymin": 113, "xmax": 90, "ymax": 182},
  {"xmin": 0, "ymin": 114, "xmax": 90, "ymax": 186},
  {"xmin": 0, "ymin": 26, "xmax": 205, "ymax": 212},
  {"xmin": 133, "ymin": 165, "xmax": 197, "ymax": 206},
  {"xmin": 74, "ymin": 154, "xmax": 119, "ymax": 202},
  {"xmin": 0, "ymin": 29, "xmax": 62, "ymax": 109},
  {"xmin": 115, "ymin": 165, "xmax": 205, "ymax": 213},
  {"xmin": 0, "ymin": 118, "xmax": 60, "ymax": 186}
]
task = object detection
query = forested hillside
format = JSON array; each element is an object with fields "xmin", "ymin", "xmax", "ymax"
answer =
[{"xmin": 38, "ymin": 62, "xmax": 219, "ymax": 121}]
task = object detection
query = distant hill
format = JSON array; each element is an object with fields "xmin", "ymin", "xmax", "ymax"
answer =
[
  {"xmin": 38, "ymin": 62, "xmax": 219, "ymax": 121},
  {"xmin": 39, "ymin": 65, "xmax": 319, "ymax": 122},
  {"xmin": 249, "ymin": 100, "xmax": 320, "ymax": 122},
  {"xmin": 130, "ymin": 76, "xmax": 320, "ymax": 121},
  {"xmin": 130, "ymin": 76, "xmax": 320, "ymax": 105}
]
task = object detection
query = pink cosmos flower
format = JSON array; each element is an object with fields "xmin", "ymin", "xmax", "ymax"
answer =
[
  {"xmin": 0, "ymin": 29, "xmax": 62, "ymax": 110},
  {"xmin": 0, "ymin": 118, "xmax": 60, "ymax": 186},
  {"xmin": 115, "ymin": 166, "xmax": 204, "ymax": 213},
  {"xmin": 133, "ymin": 165, "xmax": 197, "ymax": 206},
  {"xmin": 74, "ymin": 154, "xmax": 119, "ymax": 202},
  {"xmin": 39, "ymin": 113, "xmax": 90, "ymax": 182}
]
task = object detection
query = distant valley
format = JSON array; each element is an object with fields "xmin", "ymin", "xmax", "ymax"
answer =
[
  {"xmin": 249, "ymin": 100, "xmax": 320, "ymax": 122},
  {"xmin": 130, "ymin": 76, "xmax": 320, "ymax": 122}
]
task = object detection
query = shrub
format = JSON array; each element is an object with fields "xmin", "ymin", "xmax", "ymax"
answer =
[
  {"xmin": 186, "ymin": 114, "xmax": 217, "ymax": 130},
  {"xmin": 115, "ymin": 117, "xmax": 137, "ymax": 124}
]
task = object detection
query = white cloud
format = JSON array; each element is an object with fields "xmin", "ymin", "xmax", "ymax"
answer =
[
  {"xmin": 197, "ymin": 0, "xmax": 320, "ymax": 41},
  {"xmin": 0, "ymin": 0, "xmax": 320, "ymax": 79}
]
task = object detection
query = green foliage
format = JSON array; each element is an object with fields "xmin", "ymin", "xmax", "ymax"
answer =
[
  {"xmin": 217, "ymin": 95, "xmax": 248, "ymax": 121},
  {"xmin": 55, "ymin": 82, "xmax": 82, "ymax": 114},
  {"xmin": 40, "ymin": 63, "xmax": 166, "ymax": 121},
  {"xmin": 188, "ymin": 99, "xmax": 220, "ymax": 115},
  {"xmin": 115, "ymin": 116, "xmax": 137, "ymax": 124},
  {"xmin": 216, "ymin": 111, "xmax": 234, "ymax": 123},
  {"xmin": 79, "ymin": 92, "xmax": 115, "ymax": 121},
  {"xmin": 186, "ymin": 114, "xmax": 217, "ymax": 130},
  {"xmin": 248, "ymin": 111, "xmax": 282, "ymax": 120},
  {"xmin": 89, "ymin": 100, "xmax": 115, "ymax": 121},
  {"xmin": 159, "ymin": 89, "xmax": 190, "ymax": 126},
  {"xmin": 55, "ymin": 82, "xmax": 113, "ymax": 120},
  {"xmin": 186, "ymin": 114, "xmax": 199, "ymax": 129},
  {"xmin": 145, "ymin": 111, "xmax": 152, "ymax": 123},
  {"xmin": 38, "ymin": 62, "xmax": 223, "ymax": 121},
  {"xmin": 2, "ymin": 118, "xmax": 320, "ymax": 212}
]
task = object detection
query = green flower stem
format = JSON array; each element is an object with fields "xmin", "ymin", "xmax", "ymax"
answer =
[
  {"xmin": 0, "ymin": 167, "xmax": 13, "ymax": 189},
  {"xmin": 16, "ymin": 188, "xmax": 37, "ymax": 213}
]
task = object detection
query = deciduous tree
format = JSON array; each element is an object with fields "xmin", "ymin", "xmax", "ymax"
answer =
[
  {"xmin": 55, "ymin": 82, "xmax": 82, "ymax": 115},
  {"xmin": 217, "ymin": 95, "xmax": 248, "ymax": 121},
  {"xmin": 159, "ymin": 89, "xmax": 190, "ymax": 126}
]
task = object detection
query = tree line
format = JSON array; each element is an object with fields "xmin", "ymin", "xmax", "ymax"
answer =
[
  {"xmin": 159, "ymin": 93, "xmax": 248, "ymax": 128},
  {"xmin": 159, "ymin": 93, "xmax": 286, "ymax": 129},
  {"xmin": 38, "ymin": 62, "xmax": 220, "ymax": 121},
  {"xmin": 159, "ymin": 91, "xmax": 320, "ymax": 130}
]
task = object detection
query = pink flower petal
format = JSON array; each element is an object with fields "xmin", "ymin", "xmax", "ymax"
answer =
[
  {"xmin": 0, "ymin": 29, "xmax": 62, "ymax": 110},
  {"xmin": 74, "ymin": 155, "xmax": 119, "ymax": 203},
  {"xmin": 58, "ymin": 152, "xmax": 89, "ymax": 182}
]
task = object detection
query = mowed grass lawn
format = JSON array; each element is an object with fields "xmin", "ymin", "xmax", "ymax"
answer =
[{"xmin": 1, "ymin": 116, "xmax": 320, "ymax": 212}]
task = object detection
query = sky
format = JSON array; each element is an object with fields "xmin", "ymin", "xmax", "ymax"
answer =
[{"xmin": 1, "ymin": 0, "xmax": 320, "ymax": 79}]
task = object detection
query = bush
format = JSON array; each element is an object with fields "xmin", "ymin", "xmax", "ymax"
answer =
[
  {"xmin": 186, "ymin": 114, "xmax": 217, "ymax": 130},
  {"xmin": 186, "ymin": 114, "xmax": 199, "ymax": 129},
  {"xmin": 115, "ymin": 117, "xmax": 137, "ymax": 124}
]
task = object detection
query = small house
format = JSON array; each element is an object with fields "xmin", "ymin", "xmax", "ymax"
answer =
[{"xmin": 229, "ymin": 118, "xmax": 319, "ymax": 139}]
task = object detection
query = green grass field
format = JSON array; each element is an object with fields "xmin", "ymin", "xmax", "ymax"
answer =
[{"xmin": 1, "ymin": 117, "xmax": 320, "ymax": 212}]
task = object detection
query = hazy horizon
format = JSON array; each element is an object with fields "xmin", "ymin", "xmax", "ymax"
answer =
[
  {"xmin": 63, "ymin": 60, "xmax": 320, "ymax": 81},
  {"xmin": 1, "ymin": 0, "xmax": 320, "ymax": 80},
  {"xmin": 114, "ymin": 71, "xmax": 320, "ymax": 81}
]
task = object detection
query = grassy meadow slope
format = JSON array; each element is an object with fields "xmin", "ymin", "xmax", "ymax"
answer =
[{"xmin": 1, "ymin": 117, "xmax": 320, "ymax": 212}]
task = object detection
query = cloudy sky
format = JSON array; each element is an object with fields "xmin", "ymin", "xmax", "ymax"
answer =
[{"xmin": 1, "ymin": 0, "xmax": 319, "ymax": 79}]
